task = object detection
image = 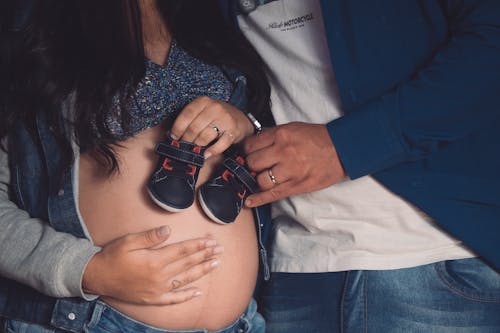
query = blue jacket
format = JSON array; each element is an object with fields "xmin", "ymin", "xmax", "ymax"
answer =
[
  {"xmin": 0, "ymin": 71, "xmax": 271, "ymax": 330},
  {"xmin": 220, "ymin": 0, "xmax": 500, "ymax": 270}
]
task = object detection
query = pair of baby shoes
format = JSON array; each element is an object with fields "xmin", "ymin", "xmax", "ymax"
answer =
[{"xmin": 147, "ymin": 135, "xmax": 258, "ymax": 224}]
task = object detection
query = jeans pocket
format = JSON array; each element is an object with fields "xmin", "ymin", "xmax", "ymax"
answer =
[{"xmin": 436, "ymin": 258, "xmax": 500, "ymax": 302}]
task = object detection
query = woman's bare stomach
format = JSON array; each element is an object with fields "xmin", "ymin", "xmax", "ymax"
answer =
[{"xmin": 78, "ymin": 125, "xmax": 259, "ymax": 330}]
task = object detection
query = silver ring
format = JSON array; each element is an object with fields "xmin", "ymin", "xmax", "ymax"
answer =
[
  {"xmin": 268, "ymin": 169, "xmax": 277, "ymax": 185},
  {"xmin": 211, "ymin": 124, "xmax": 220, "ymax": 136}
]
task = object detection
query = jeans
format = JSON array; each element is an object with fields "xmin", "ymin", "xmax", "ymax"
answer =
[
  {"xmin": 259, "ymin": 258, "xmax": 500, "ymax": 333},
  {"xmin": 3, "ymin": 299, "xmax": 264, "ymax": 333}
]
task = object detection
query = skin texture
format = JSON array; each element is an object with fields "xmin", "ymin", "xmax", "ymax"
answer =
[{"xmin": 243, "ymin": 122, "xmax": 346, "ymax": 207}]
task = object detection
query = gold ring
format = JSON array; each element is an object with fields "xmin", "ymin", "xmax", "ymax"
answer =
[{"xmin": 268, "ymin": 169, "xmax": 277, "ymax": 185}]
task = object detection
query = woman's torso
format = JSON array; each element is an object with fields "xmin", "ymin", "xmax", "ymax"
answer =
[{"xmin": 78, "ymin": 124, "xmax": 259, "ymax": 330}]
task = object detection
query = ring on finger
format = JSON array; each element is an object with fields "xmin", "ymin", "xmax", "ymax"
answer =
[
  {"xmin": 268, "ymin": 169, "xmax": 277, "ymax": 185},
  {"xmin": 210, "ymin": 124, "xmax": 221, "ymax": 136}
]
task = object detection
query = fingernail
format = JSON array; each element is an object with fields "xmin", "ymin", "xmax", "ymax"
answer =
[
  {"xmin": 245, "ymin": 199, "xmax": 253, "ymax": 207},
  {"xmin": 170, "ymin": 133, "xmax": 178, "ymax": 140},
  {"xmin": 205, "ymin": 239, "xmax": 217, "ymax": 247},
  {"xmin": 193, "ymin": 290, "xmax": 203, "ymax": 297},
  {"xmin": 157, "ymin": 226, "xmax": 170, "ymax": 236},
  {"xmin": 211, "ymin": 260, "xmax": 221, "ymax": 268},
  {"xmin": 212, "ymin": 246, "xmax": 224, "ymax": 254},
  {"xmin": 204, "ymin": 151, "xmax": 212, "ymax": 159}
]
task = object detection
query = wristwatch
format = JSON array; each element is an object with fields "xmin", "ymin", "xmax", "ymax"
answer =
[{"xmin": 246, "ymin": 112, "xmax": 262, "ymax": 134}]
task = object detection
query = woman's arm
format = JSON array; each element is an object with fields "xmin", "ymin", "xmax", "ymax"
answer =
[
  {"xmin": 0, "ymin": 142, "xmax": 222, "ymax": 303},
  {"xmin": 0, "ymin": 142, "xmax": 101, "ymax": 299}
]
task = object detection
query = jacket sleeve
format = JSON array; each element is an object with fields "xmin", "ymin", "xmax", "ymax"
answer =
[
  {"xmin": 327, "ymin": 1, "xmax": 500, "ymax": 179},
  {"xmin": 0, "ymin": 142, "xmax": 101, "ymax": 299}
]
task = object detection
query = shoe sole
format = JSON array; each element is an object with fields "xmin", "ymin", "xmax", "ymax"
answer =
[
  {"xmin": 198, "ymin": 190, "xmax": 232, "ymax": 225},
  {"xmin": 147, "ymin": 187, "xmax": 190, "ymax": 213}
]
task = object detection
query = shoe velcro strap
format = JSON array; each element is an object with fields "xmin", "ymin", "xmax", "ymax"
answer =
[
  {"xmin": 223, "ymin": 158, "xmax": 259, "ymax": 193},
  {"xmin": 156, "ymin": 142, "xmax": 205, "ymax": 167}
]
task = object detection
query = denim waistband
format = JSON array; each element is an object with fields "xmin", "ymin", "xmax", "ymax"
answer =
[{"xmin": 86, "ymin": 299, "xmax": 259, "ymax": 333}]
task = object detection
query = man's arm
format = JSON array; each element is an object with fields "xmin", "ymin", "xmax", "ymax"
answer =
[
  {"xmin": 328, "ymin": 0, "xmax": 500, "ymax": 178},
  {"xmin": 244, "ymin": 0, "xmax": 500, "ymax": 206}
]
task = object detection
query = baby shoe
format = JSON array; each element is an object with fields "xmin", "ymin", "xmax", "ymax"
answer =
[
  {"xmin": 198, "ymin": 152, "xmax": 259, "ymax": 224},
  {"xmin": 148, "ymin": 135, "xmax": 206, "ymax": 212}
]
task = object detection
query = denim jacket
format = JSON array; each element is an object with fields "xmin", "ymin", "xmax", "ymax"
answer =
[{"xmin": 0, "ymin": 70, "xmax": 271, "ymax": 332}]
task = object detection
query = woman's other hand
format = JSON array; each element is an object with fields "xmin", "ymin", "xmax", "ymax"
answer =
[
  {"xmin": 82, "ymin": 225, "xmax": 223, "ymax": 305},
  {"xmin": 170, "ymin": 97, "xmax": 254, "ymax": 159}
]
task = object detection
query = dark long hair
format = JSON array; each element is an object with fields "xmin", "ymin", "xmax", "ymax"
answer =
[{"xmin": 0, "ymin": 0, "xmax": 271, "ymax": 171}]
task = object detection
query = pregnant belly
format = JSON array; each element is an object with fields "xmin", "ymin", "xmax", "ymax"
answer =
[{"xmin": 78, "ymin": 126, "xmax": 259, "ymax": 330}]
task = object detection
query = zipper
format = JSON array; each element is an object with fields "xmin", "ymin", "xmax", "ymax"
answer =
[{"xmin": 254, "ymin": 207, "xmax": 270, "ymax": 281}]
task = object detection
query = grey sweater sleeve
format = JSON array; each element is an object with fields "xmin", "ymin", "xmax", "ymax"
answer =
[{"xmin": 0, "ymin": 143, "xmax": 101, "ymax": 299}]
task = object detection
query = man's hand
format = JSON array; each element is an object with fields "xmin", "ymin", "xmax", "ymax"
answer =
[
  {"xmin": 243, "ymin": 122, "xmax": 346, "ymax": 207},
  {"xmin": 82, "ymin": 226, "xmax": 223, "ymax": 305}
]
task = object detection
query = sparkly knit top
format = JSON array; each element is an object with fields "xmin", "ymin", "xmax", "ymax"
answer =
[{"xmin": 107, "ymin": 40, "xmax": 233, "ymax": 140}]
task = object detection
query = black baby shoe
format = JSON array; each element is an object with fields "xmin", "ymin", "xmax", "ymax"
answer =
[
  {"xmin": 198, "ymin": 152, "xmax": 259, "ymax": 224},
  {"xmin": 148, "ymin": 135, "xmax": 206, "ymax": 212}
]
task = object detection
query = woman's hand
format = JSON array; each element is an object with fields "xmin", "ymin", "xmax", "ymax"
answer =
[
  {"xmin": 170, "ymin": 97, "xmax": 254, "ymax": 159},
  {"xmin": 82, "ymin": 225, "xmax": 223, "ymax": 305}
]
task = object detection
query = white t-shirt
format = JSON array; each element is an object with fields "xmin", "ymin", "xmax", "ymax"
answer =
[{"xmin": 238, "ymin": 0, "xmax": 474, "ymax": 272}]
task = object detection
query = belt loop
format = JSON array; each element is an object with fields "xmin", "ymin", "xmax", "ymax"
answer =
[
  {"xmin": 85, "ymin": 301, "xmax": 106, "ymax": 331},
  {"xmin": 50, "ymin": 299, "xmax": 96, "ymax": 333}
]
